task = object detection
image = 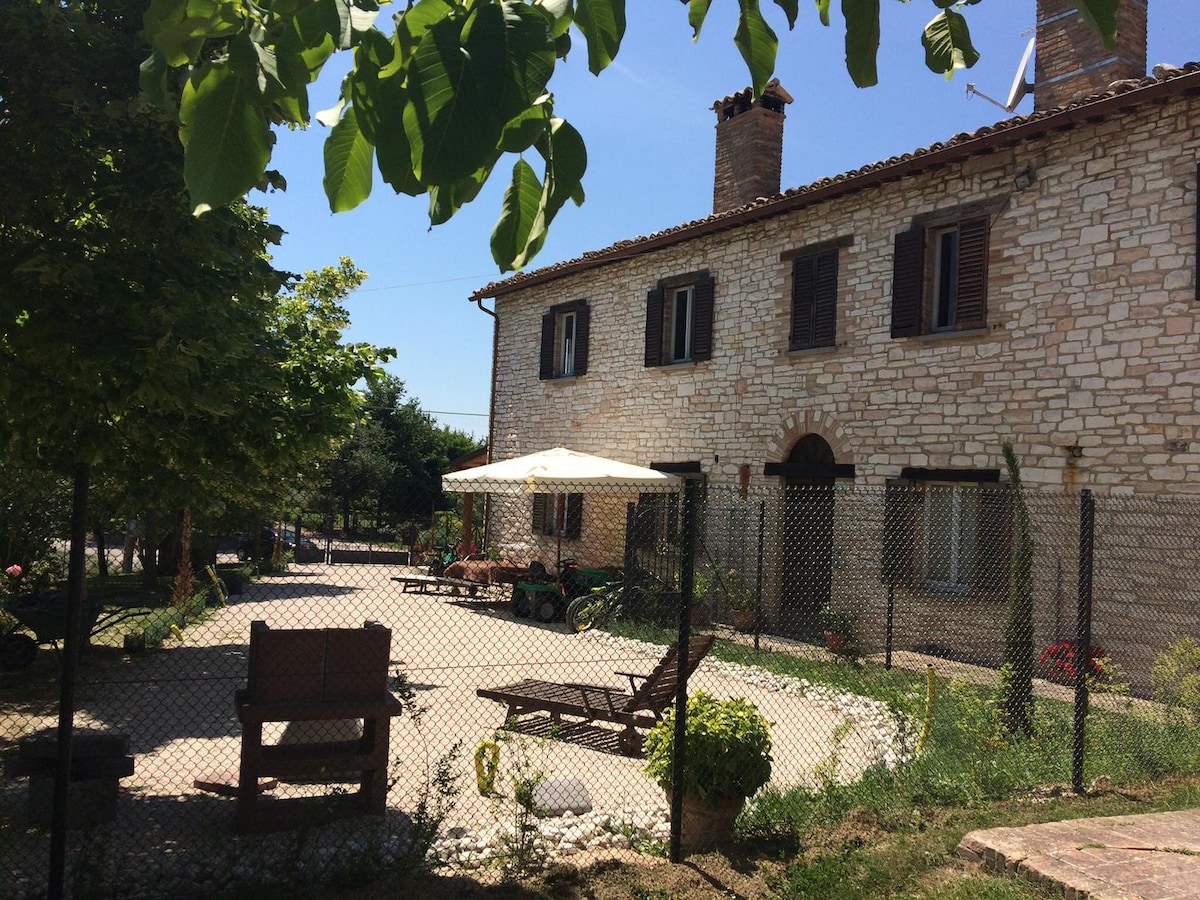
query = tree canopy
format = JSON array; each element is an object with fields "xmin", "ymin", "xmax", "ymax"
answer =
[
  {"xmin": 0, "ymin": 0, "xmax": 393, "ymax": 516},
  {"xmin": 141, "ymin": 0, "xmax": 1121, "ymax": 271}
]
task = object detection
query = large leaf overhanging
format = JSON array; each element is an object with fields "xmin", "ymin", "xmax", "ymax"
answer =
[{"xmin": 144, "ymin": 0, "xmax": 1125, "ymax": 271}]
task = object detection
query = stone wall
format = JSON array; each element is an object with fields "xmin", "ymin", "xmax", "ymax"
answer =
[{"xmin": 490, "ymin": 92, "xmax": 1199, "ymax": 497}]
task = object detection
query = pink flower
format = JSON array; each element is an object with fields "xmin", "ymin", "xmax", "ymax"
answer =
[{"xmin": 4, "ymin": 564, "xmax": 21, "ymax": 578}]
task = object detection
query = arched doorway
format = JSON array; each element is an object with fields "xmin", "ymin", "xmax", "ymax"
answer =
[{"xmin": 779, "ymin": 434, "xmax": 836, "ymax": 638}]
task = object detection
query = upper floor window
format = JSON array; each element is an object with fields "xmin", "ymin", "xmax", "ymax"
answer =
[
  {"xmin": 645, "ymin": 272, "xmax": 714, "ymax": 367},
  {"xmin": 892, "ymin": 215, "xmax": 990, "ymax": 337},
  {"xmin": 789, "ymin": 248, "xmax": 839, "ymax": 351},
  {"xmin": 669, "ymin": 286, "xmax": 693, "ymax": 363},
  {"xmin": 539, "ymin": 299, "xmax": 589, "ymax": 380}
]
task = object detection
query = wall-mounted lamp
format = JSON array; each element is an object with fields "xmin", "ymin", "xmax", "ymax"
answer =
[
  {"xmin": 1013, "ymin": 166, "xmax": 1036, "ymax": 191},
  {"xmin": 1065, "ymin": 444, "xmax": 1084, "ymax": 459}
]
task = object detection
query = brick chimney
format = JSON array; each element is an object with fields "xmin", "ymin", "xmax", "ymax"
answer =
[
  {"xmin": 712, "ymin": 80, "xmax": 793, "ymax": 214},
  {"xmin": 1034, "ymin": 0, "xmax": 1147, "ymax": 112}
]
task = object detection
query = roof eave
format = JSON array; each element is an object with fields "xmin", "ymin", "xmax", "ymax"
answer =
[{"xmin": 472, "ymin": 68, "xmax": 1200, "ymax": 301}]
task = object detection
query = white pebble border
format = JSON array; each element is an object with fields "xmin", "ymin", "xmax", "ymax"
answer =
[
  {"xmin": 427, "ymin": 631, "xmax": 913, "ymax": 870},
  {"xmin": 428, "ymin": 804, "xmax": 671, "ymax": 870}
]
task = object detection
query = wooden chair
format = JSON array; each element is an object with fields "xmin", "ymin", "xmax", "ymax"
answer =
[
  {"xmin": 476, "ymin": 634, "xmax": 715, "ymax": 755},
  {"xmin": 234, "ymin": 620, "xmax": 402, "ymax": 833}
]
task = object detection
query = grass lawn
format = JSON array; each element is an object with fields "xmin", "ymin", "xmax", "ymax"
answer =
[
  {"xmin": 324, "ymin": 776, "xmax": 1200, "ymax": 899},
  {"xmin": 318, "ymin": 621, "xmax": 1200, "ymax": 899}
]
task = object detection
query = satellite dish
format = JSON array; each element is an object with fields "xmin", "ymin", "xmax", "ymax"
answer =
[{"xmin": 1005, "ymin": 38, "xmax": 1036, "ymax": 112}]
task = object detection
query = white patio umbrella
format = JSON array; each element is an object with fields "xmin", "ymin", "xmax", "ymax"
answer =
[
  {"xmin": 441, "ymin": 446, "xmax": 680, "ymax": 495},
  {"xmin": 442, "ymin": 447, "xmax": 680, "ymax": 563}
]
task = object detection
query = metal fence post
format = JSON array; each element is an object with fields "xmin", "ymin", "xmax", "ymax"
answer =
[
  {"xmin": 669, "ymin": 477, "xmax": 698, "ymax": 863},
  {"xmin": 1072, "ymin": 488, "xmax": 1094, "ymax": 794},
  {"xmin": 755, "ymin": 500, "xmax": 765, "ymax": 652},
  {"xmin": 48, "ymin": 463, "xmax": 90, "ymax": 900}
]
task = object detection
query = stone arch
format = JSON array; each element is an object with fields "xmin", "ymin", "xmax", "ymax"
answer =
[{"xmin": 768, "ymin": 410, "xmax": 853, "ymax": 466}]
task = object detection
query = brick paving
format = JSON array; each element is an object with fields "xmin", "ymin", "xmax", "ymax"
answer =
[{"xmin": 959, "ymin": 809, "xmax": 1200, "ymax": 899}]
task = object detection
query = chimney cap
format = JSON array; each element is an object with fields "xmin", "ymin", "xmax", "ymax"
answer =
[{"xmin": 712, "ymin": 79, "xmax": 794, "ymax": 118}]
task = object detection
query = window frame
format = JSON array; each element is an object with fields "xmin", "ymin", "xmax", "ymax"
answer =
[
  {"xmin": 532, "ymin": 492, "xmax": 583, "ymax": 540},
  {"xmin": 891, "ymin": 203, "xmax": 998, "ymax": 338},
  {"xmin": 922, "ymin": 483, "xmax": 978, "ymax": 593},
  {"xmin": 668, "ymin": 285, "xmax": 693, "ymax": 363},
  {"xmin": 882, "ymin": 471, "xmax": 1010, "ymax": 596},
  {"xmin": 645, "ymin": 271, "xmax": 715, "ymax": 367},
  {"xmin": 539, "ymin": 299, "xmax": 589, "ymax": 380}
]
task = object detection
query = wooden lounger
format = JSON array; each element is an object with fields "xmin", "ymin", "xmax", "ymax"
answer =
[
  {"xmin": 390, "ymin": 573, "xmax": 484, "ymax": 596},
  {"xmin": 476, "ymin": 634, "xmax": 715, "ymax": 755}
]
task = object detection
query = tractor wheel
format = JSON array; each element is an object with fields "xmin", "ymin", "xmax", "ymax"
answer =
[{"xmin": 511, "ymin": 586, "xmax": 531, "ymax": 619}]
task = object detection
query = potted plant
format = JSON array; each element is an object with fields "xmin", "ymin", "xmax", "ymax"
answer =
[
  {"xmin": 714, "ymin": 568, "xmax": 756, "ymax": 632},
  {"xmin": 819, "ymin": 605, "xmax": 859, "ymax": 661},
  {"xmin": 643, "ymin": 691, "xmax": 772, "ymax": 853}
]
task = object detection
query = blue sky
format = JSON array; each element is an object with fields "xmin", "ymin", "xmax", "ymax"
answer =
[{"xmin": 263, "ymin": 1, "xmax": 1199, "ymax": 441}]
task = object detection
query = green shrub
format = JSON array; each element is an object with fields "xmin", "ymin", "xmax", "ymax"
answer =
[
  {"xmin": 644, "ymin": 691, "xmax": 772, "ymax": 806},
  {"xmin": 1152, "ymin": 636, "xmax": 1200, "ymax": 721}
]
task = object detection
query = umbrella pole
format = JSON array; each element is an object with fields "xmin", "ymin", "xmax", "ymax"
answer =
[{"xmin": 556, "ymin": 496, "xmax": 563, "ymax": 566}]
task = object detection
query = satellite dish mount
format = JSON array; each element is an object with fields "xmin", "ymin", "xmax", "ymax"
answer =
[{"xmin": 966, "ymin": 37, "xmax": 1035, "ymax": 113}]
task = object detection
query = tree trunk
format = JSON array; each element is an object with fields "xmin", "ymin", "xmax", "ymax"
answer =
[
  {"xmin": 122, "ymin": 518, "xmax": 137, "ymax": 574},
  {"xmin": 141, "ymin": 509, "xmax": 158, "ymax": 586}
]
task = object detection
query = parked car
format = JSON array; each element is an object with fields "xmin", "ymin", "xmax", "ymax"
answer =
[{"xmin": 236, "ymin": 528, "xmax": 317, "ymax": 561}]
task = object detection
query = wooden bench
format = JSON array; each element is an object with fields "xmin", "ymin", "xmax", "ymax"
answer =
[{"xmin": 232, "ymin": 620, "xmax": 402, "ymax": 833}]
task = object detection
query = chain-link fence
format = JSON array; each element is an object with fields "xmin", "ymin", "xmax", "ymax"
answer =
[{"xmin": 3, "ymin": 470, "xmax": 1200, "ymax": 896}]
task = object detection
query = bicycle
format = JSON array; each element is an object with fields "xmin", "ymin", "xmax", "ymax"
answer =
[{"xmin": 564, "ymin": 579, "xmax": 624, "ymax": 633}]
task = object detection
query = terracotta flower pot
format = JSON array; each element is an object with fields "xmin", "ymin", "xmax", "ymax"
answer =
[
  {"xmin": 668, "ymin": 790, "xmax": 745, "ymax": 854},
  {"xmin": 824, "ymin": 630, "xmax": 848, "ymax": 655}
]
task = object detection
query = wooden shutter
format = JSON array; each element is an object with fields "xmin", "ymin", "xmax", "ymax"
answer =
[
  {"xmin": 789, "ymin": 254, "xmax": 816, "ymax": 350},
  {"xmin": 564, "ymin": 493, "xmax": 583, "ymax": 540},
  {"xmin": 812, "ymin": 250, "xmax": 838, "ymax": 348},
  {"xmin": 954, "ymin": 217, "xmax": 989, "ymax": 330},
  {"xmin": 891, "ymin": 228, "xmax": 925, "ymax": 337},
  {"xmin": 573, "ymin": 301, "xmax": 589, "ymax": 375},
  {"xmin": 538, "ymin": 311, "xmax": 555, "ymax": 380},
  {"xmin": 973, "ymin": 483, "xmax": 1012, "ymax": 594},
  {"xmin": 691, "ymin": 272, "xmax": 715, "ymax": 361},
  {"xmin": 531, "ymin": 493, "xmax": 547, "ymax": 534},
  {"xmin": 644, "ymin": 287, "xmax": 664, "ymax": 367},
  {"xmin": 882, "ymin": 478, "xmax": 922, "ymax": 586}
]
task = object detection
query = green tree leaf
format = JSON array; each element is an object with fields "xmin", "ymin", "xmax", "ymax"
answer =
[
  {"xmin": 842, "ymin": 0, "xmax": 880, "ymax": 88},
  {"xmin": 491, "ymin": 158, "xmax": 545, "ymax": 271},
  {"xmin": 144, "ymin": 0, "xmax": 243, "ymax": 67},
  {"xmin": 574, "ymin": 0, "xmax": 626, "ymax": 75},
  {"xmin": 922, "ymin": 8, "xmax": 979, "ymax": 78},
  {"xmin": 815, "ymin": 0, "xmax": 831, "ymax": 28},
  {"xmin": 771, "ymin": 0, "xmax": 799, "ymax": 29},
  {"xmin": 323, "ymin": 105, "xmax": 375, "ymax": 212},
  {"xmin": 179, "ymin": 64, "xmax": 271, "ymax": 213},
  {"xmin": 687, "ymin": 0, "xmax": 713, "ymax": 41},
  {"xmin": 735, "ymin": 0, "xmax": 780, "ymax": 97},
  {"xmin": 1077, "ymin": 0, "xmax": 1120, "ymax": 49}
]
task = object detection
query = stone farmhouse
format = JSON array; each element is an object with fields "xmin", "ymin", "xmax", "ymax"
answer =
[{"xmin": 469, "ymin": 1, "xmax": 1199, "ymax": 658}]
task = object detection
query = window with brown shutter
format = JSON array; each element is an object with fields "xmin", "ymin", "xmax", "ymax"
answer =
[
  {"xmin": 790, "ymin": 249, "xmax": 839, "ymax": 350},
  {"xmin": 538, "ymin": 299, "xmax": 589, "ymax": 380},
  {"xmin": 645, "ymin": 271, "xmax": 715, "ymax": 367},
  {"xmin": 891, "ymin": 215, "xmax": 990, "ymax": 337},
  {"xmin": 883, "ymin": 471, "xmax": 1009, "ymax": 595},
  {"xmin": 533, "ymin": 492, "xmax": 584, "ymax": 540}
]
